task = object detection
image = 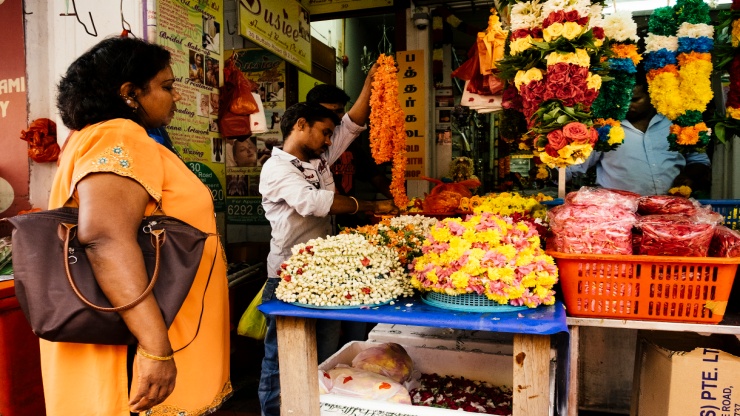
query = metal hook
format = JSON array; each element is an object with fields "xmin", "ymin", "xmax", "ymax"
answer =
[
  {"xmin": 61, "ymin": 0, "xmax": 98, "ymax": 37},
  {"xmin": 120, "ymin": 0, "xmax": 136, "ymax": 38}
]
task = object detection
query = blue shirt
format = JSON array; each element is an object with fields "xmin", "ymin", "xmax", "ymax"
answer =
[{"xmin": 567, "ymin": 114, "xmax": 710, "ymax": 195}]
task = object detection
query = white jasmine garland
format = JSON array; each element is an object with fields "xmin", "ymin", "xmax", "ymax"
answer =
[
  {"xmin": 386, "ymin": 215, "xmax": 438, "ymax": 233},
  {"xmin": 602, "ymin": 11, "xmax": 639, "ymax": 42},
  {"xmin": 275, "ymin": 234, "xmax": 414, "ymax": 306},
  {"xmin": 644, "ymin": 34, "xmax": 679, "ymax": 52},
  {"xmin": 676, "ymin": 22, "xmax": 714, "ymax": 39}
]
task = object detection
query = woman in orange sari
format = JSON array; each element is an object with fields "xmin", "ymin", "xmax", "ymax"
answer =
[{"xmin": 44, "ymin": 36, "xmax": 231, "ymax": 415}]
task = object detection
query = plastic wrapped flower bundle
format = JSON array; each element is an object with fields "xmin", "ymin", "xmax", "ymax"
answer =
[
  {"xmin": 645, "ymin": 0, "xmax": 714, "ymax": 154},
  {"xmin": 548, "ymin": 203, "xmax": 638, "ymax": 255},
  {"xmin": 498, "ymin": 0, "xmax": 610, "ymax": 168},
  {"xmin": 409, "ymin": 213, "xmax": 558, "ymax": 308},
  {"xmin": 590, "ymin": 11, "xmax": 641, "ymax": 152},
  {"xmin": 275, "ymin": 234, "xmax": 414, "ymax": 306},
  {"xmin": 341, "ymin": 215, "xmax": 438, "ymax": 267}
]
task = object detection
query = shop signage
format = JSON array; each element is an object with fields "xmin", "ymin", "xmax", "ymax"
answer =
[
  {"xmin": 298, "ymin": 0, "xmax": 392, "ymax": 17},
  {"xmin": 238, "ymin": 0, "xmax": 312, "ymax": 73},
  {"xmin": 155, "ymin": 0, "xmax": 226, "ymax": 212},
  {"xmin": 397, "ymin": 50, "xmax": 426, "ymax": 180},
  {"xmin": 0, "ymin": 0, "xmax": 31, "ymax": 225}
]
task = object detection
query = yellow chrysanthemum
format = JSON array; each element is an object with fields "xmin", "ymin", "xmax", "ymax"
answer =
[
  {"xmin": 608, "ymin": 125, "xmax": 625, "ymax": 145},
  {"xmin": 586, "ymin": 73, "xmax": 602, "ymax": 90}
]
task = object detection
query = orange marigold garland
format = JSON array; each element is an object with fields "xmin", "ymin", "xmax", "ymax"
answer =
[{"xmin": 370, "ymin": 54, "xmax": 408, "ymax": 208}]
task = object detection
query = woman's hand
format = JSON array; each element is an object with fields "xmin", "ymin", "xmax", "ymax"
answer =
[{"xmin": 129, "ymin": 354, "xmax": 177, "ymax": 412}]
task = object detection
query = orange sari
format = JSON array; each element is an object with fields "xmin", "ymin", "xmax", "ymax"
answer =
[{"xmin": 41, "ymin": 119, "xmax": 231, "ymax": 415}]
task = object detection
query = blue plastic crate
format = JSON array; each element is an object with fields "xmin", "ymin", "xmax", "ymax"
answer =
[{"xmin": 540, "ymin": 198, "xmax": 740, "ymax": 229}]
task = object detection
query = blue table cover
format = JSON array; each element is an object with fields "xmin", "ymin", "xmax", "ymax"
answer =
[{"xmin": 259, "ymin": 296, "xmax": 568, "ymax": 335}]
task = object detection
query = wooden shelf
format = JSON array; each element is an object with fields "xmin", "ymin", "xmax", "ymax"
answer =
[{"xmin": 566, "ymin": 311, "xmax": 740, "ymax": 335}]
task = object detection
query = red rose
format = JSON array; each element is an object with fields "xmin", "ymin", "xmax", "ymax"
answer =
[
  {"xmin": 733, "ymin": 0, "xmax": 740, "ymax": 10},
  {"xmin": 547, "ymin": 63, "xmax": 570, "ymax": 85},
  {"xmin": 563, "ymin": 122, "xmax": 591, "ymax": 144},
  {"xmin": 547, "ymin": 129, "xmax": 568, "ymax": 150},
  {"xmin": 552, "ymin": 10, "xmax": 565, "ymax": 24},
  {"xmin": 531, "ymin": 27, "xmax": 543, "ymax": 38},
  {"xmin": 502, "ymin": 85, "xmax": 523, "ymax": 110},
  {"xmin": 565, "ymin": 10, "xmax": 580, "ymax": 22},
  {"xmin": 592, "ymin": 27, "xmax": 605, "ymax": 40},
  {"xmin": 589, "ymin": 127, "xmax": 599, "ymax": 145},
  {"xmin": 578, "ymin": 16, "xmax": 590, "ymax": 26},
  {"xmin": 569, "ymin": 66, "xmax": 589, "ymax": 86},
  {"xmin": 511, "ymin": 28, "xmax": 530, "ymax": 39},
  {"xmin": 544, "ymin": 143, "xmax": 560, "ymax": 157},
  {"xmin": 583, "ymin": 88, "xmax": 600, "ymax": 106}
]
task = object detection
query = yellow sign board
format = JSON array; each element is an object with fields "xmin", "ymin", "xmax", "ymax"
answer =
[
  {"xmin": 397, "ymin": 51, "xmax": 426, "ymax": 180},
  {"xmin": 238, "ymin": 0, "xmax": 312, "ymax": 73},
  {"xmin": 298, "ymin": 0, "xmax": 392, "ymax": 16}
]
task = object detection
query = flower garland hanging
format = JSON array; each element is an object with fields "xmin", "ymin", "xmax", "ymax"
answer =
[
  {"xmin": 645, "ymin": 0, "xmax": 714, "ymax": 154},
  {"xmin": 590, "ymin": 11, "xmax": 642, "ymax": 152},
  {"xmin": 409, "ymin": 212, "xmax": 558, "ymax": 308},
  {"xmin": 369, "ymin": 54, "xmax": 409, "ymax": 208},
  {"xmin": 712, "ymin": 0, "xmax": 740, "ymax": 143},
  {"xmin": 498, "ymin": 0, "xmax": 609, "ymax": 168}
]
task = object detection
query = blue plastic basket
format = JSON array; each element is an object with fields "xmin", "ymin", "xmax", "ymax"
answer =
[
  {"xmin": 541, "ymin": 198, "xmax": 740, "ymax": 230},
  {"xmin": 700, "ymin": 200, "xmax": 740, "ymax": 230},
  {"xmin": 421, "ymin": 292, "xmax": 528, "ymax": 313}
]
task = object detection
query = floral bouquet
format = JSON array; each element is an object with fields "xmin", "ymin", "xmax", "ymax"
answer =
[
  {"xmin": 275, "ymin": 234, "xmax": 414, "ymax": 307},
  {"xmin": 645, "ymin": 0, "xmax": 714, "ymax": 154},
  {"xmin": 590, "ymin": 10, "xmax": 642, "ymax": 152},
  {"xmin": 711, "ymin": 0, "xmax": 740, "ymax": 143},
  {"xmin": 409, "ymin": 212, "xmax": 558, "ymax": 308},
  {"xmin": 498, "ymin": 0, "xmax": 609, "ymax": 168},
  {"xmin": 341, "ymin": 215, "xmax": 438, "ymax": 267}
]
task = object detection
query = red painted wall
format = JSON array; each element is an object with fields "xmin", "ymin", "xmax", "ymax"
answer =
[{"xmin": 0, "ymin": 0, "xmax": 31, "ymax": 231}]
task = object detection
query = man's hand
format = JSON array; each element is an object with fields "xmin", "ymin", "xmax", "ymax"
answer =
[{"xmin": 373, "ymin": 200, "xmax": 399, "ymax": 215}]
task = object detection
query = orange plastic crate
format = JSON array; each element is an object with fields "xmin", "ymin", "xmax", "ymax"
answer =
[{"xmin": 548, "ymin": 251, "xmax": 740, "ymax": 324}]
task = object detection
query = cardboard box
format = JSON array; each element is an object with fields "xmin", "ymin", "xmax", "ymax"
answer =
[
  {"xmin": 633, "ymin": 332, "xmax": 740, "ymax": 416},
  {"xmin": 319, "ymin": 340, "xmax": 555, "ymax": 416}
]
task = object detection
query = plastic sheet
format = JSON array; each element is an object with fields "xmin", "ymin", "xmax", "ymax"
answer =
[
  {"xmin": 259, "ymin": 296, "xmax": 568, "ymax": 335},
  {"xmin": 321, "ymin": 367, "xmax": 412, "ymax": 404},
  {"xmin": 351, "ymin": 343, "xmax": 414, "ymax": 384}
]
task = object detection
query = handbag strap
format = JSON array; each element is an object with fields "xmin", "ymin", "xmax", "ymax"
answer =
[{"xmin": 61, "ymin": 222, "xmax": 164, "ymax": 312}]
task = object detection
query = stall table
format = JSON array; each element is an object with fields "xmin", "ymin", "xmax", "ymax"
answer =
[{"xmin": 260, "ymin": 297, "xmax": 568, "ymax": 416}]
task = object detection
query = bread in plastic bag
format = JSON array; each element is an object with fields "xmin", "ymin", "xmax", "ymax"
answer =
[
  {"xmin": 321, "ymin": 366, "xmax": 411, "ymax": 404},
  {"xmin": 351, "ymin": 343, "xmax": 414, "ymax": 384}
]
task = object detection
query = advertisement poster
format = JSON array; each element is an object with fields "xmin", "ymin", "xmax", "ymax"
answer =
[
  {"xmin": 0, "ymin": 0, "xmax": 31, "ymax": 232},
  {"xmin": 238, "ymin": 0, "xmax": 312, "ymax": 73},
  {"xmin": 223, "ymin": 48, "xmax": 286, "ymax": 225},
  {"xmin": 154, "ymin": 0, "xmax": 226, "ymax": 212},
  {"xmin": 397, "ymin": 50, "xmax": 426, "ymax": 180},
  {"xmin": 299, "ymin": 0, "xmax": 392, "ymax": 17}
]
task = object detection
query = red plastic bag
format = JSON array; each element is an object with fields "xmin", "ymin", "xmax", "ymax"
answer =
[
  {"xmin": 709, "ymin": 226, "xmax": 740, "ymax": 257},
  {"xmin": 218, "ymin": 58, "xmax": 258, "ymax": 137},
  {"xmin": 637, "ymin": 214, "xmax": 715, "ymax": 257},
  {"xmin": 637, "ymin": 195, "xmax": 697, "ymax": 216}
]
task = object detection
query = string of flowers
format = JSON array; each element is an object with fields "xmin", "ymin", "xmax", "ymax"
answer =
[
  {"xmin": 409, "ymin": 212, "xmax": 558, "ymax": 308},
  {"xmin": 369, "ymin": 54, "xmax": 409, "ymax": 208},
  {"xmin": 645, "ymin": 0, "xmax": 714, "ymax": 154},
  {"xmin": 590, "ymin": 11, "xmax": 641, "ymax": 152},
  {"xmin": 498, "ymin": 0, "xmax": 609, "ymax": 168},
  {"xmin": 275, "ymin": 234, "xmax": 414, "ymax": 306},
  {"xmin": 711, "ymin": 0, "xmax": 740, "ymax": 143},
  {"xmin": 340, "ymin": 215, "xmax": 438, "ymax": 267}
]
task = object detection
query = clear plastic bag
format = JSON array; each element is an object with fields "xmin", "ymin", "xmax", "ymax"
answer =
[
  {"xmin": 322, "ymin": 366, "xmax": 411, "ymax": 404},
  {"xmin": 351, "ymin": 343, "xmax": 414, "ymax": 384},
  {"xmin": 237, "ymin": 283, "xmax": 266, "ymax": 340}
]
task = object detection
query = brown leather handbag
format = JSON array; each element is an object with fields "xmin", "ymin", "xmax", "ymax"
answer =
[{"xmin": 3, "ymin": 207, "xmax": 216, "ymax": 345}]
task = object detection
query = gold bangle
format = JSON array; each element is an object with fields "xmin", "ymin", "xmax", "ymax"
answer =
[
  {"xmin": 349, "ymin": 196, "xmax": 359, "ymax": 215},
  {"xmin": 137, "ymin": 345, "xmax": 174, "ymax": 361}
]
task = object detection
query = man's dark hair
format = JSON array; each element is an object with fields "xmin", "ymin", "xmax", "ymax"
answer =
[
  {"xmin": 57, "ymin": 37, "xmax": 172, "ymax": 131},
  {"xmin": 281, "ymin": 102, "xmax": 341, "ymax": 139},
  {"xmin": 306, "ymin": 84, "xmax": 350, "ymax": 106},
  {"xmin": 634, "ymin": 63, "xmax": 648, "ymax": 89}
]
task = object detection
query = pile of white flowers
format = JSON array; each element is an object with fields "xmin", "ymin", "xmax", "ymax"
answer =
[
  {"xmin": 385, "ymin": 214, "xmax": 438, "ymax": 232},
  {"xmin": 275, "ymin": 234, "xmax": 415, "ymax": 307}
]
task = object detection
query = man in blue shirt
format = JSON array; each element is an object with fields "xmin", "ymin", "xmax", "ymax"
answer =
[{"xmin": 567, "ymin": 69, "xmax": 711, "ymax": 196}]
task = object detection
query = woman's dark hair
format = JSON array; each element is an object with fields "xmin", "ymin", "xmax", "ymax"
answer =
[
  {"xmin": 280, "ymin": 102, "xmax": 341, "ymax": 139},
  {"xmin": 57, "ymin": 37, "xmax": 171, "ymax": 130},
  {"xmin": 306, "ymin": 84, "xmax": 350, "ymax": 106}
]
